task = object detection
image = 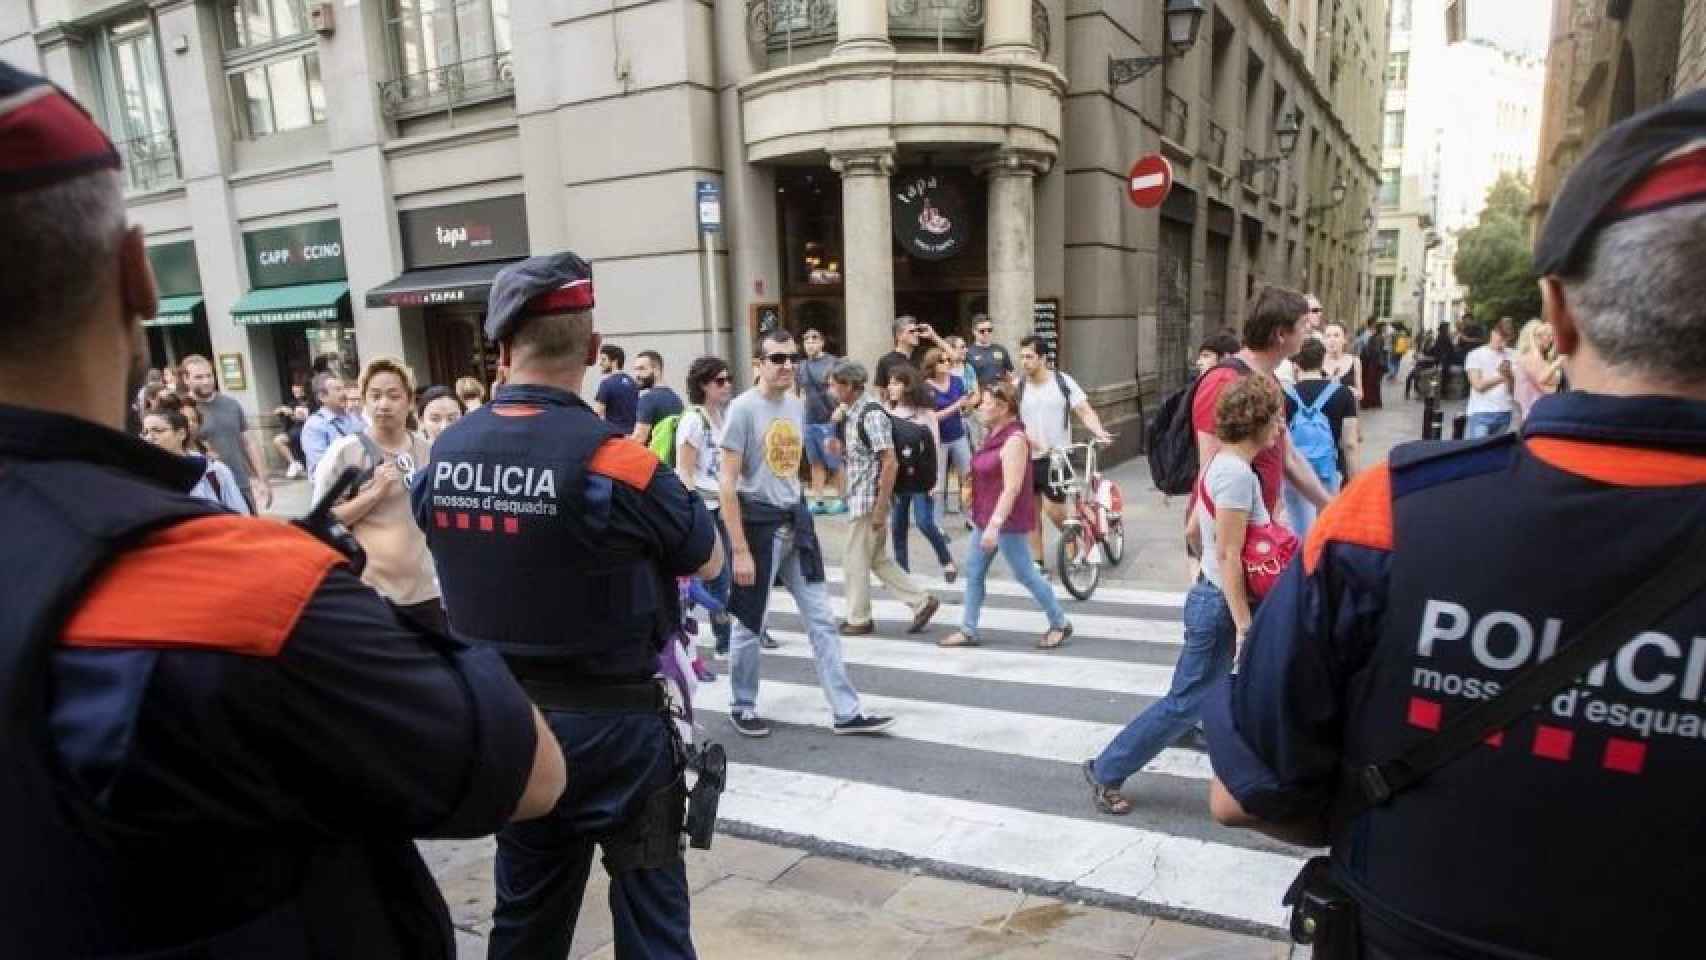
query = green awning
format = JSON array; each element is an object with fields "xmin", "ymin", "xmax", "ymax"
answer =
[
  {"xmin": 230, "ymin": 281, "xmax": 350, "ymax": 325},
  {"xmin": 146, "ymin": 294, "xmax": 203, "ymax": 328}
]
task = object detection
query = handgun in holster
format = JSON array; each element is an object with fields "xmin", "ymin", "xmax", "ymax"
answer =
[{"xmin": 1285, "ymin": 856, "xmax": 1361, "ymax": 960}]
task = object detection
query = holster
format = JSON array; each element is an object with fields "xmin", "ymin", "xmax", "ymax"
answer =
[
  {"xmin": 599, "ymin": 774, "xmax": 688, "ymax": 875},
  {"xmin": 1284, "ymin": 856, "xmax": 1361, "ymax": 960}
]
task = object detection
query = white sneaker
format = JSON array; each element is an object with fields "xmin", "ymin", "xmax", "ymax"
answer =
[{"xmin": 286, "ymin": 462, "xmax": 304, "ymax": 479}]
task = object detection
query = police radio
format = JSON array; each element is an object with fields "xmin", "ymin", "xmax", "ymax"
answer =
[{"xmin": 294, "ymin": 466, "xmax": 367, "ymax": 577}]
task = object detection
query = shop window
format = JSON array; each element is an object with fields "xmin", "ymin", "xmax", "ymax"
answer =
[
  {"xmin": 381, "ymin": 0, "xmax": 514, "ymax": 118},
  {"xmin": 91, "ymin": 15, "xmax": 179, "ymax": 191}
]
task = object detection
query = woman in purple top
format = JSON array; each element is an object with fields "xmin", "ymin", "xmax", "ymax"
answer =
[{"xmin": 940, "ymin": 381, "xmax": 1072, "ymax": 650}]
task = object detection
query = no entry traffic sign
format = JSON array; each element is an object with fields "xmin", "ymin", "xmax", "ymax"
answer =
[{"xmin": 1127, "ymin": 154, "xmax": 1173, "ymax": 209}]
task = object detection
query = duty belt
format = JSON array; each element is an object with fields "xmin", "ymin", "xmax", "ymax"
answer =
[{"xmin": 508, "ymin": 671, "xmax": 667, "ymax": 714}]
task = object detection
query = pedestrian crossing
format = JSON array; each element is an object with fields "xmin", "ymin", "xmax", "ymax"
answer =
[{"xmin": 693, "ymin": 565, "xmax": 1307, "ymax": 934}]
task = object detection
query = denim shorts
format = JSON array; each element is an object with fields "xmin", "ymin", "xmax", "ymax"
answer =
[{"xmin": 804, "ymin": 422, "xmax": 843, "ymax": 471}]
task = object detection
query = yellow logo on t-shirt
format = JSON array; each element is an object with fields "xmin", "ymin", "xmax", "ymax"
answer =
[{"xmin": 763, "ymin": 418, "xmax": 803, "ymax": 477}]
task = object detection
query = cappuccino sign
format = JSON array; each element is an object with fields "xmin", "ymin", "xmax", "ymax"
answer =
[{"xmin": 242, "ymin": 220, "xmax": 347, "ymax": 288}]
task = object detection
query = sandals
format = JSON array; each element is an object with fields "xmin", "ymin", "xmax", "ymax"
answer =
[
  {"xmin": 938, "ymin": 630, "xmax": 981, "ymax": 648},
  {"xmin": 1083, "ymin": 759, "xmax": 1133, "ymax": 815},
  {"xmin": 1038, "ymin": 622, "xmax": 1074, "ymax": 650}
]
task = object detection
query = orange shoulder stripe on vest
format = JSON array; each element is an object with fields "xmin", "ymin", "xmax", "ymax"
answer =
[
  {"xmin": 1527, "ymin": 437, "xmax": 1706, "ymax": 487},
  {"xmin": 1303, "ymin": 462, "xmax": 1394, "ymax": 574},
  {"xmin": 63, "ymin": 516, "xmax": 342, "ymax": 657},
  {"xmin": 588, "ymin": 436, "xmax": 660, "ymax": 490}
]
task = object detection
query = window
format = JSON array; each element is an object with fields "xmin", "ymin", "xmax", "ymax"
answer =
[
  {"xmin": 221, "ymin": 0, "xmax": 322, "ymax": 139},
  {"xmin": 1385, "ymin": 52, "xmax": 1408, "ymax": 90},
  {"xmin": 1373, "ymin": 275, "xmax": 1395, "ymax": 319},
  {"xmin": 1375, "ymin": 229, "xmax": 1400, "ymax": 260},
  {"xmin": 91, "ymin": 15, "xmax": 178, "ymax": 190},
  {"xmin": 382, "ymin": 0, "xmax": 514, "ymax": 117},
  {"xmin": 1378, "ymin": 168, "xmax": 1401, "ymax": 208},
  {"xmin": 1383, "ymin": 111, "xmax": 1405, "ymax": 150},
  {"xmin": 1390, "ymin": 0, "xmax": 1411, "ymax": 32}
]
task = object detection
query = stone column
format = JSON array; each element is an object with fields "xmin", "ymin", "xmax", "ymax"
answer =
[
  {"xmin": 835, "ymin": 0, "xmax": 892, "ymax": 54},
  {"xmin": 980, "ymin": 149, "xmax": 1051, "ymax": 357},
  {"xmin": 830, "ymin": 149, "xmax": 897, "ymax": 370},
  {"xmin": 981, "ymin": 0, "xmax": 1036, "ymax": 59}
]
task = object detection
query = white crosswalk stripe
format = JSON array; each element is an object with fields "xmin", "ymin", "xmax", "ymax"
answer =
[{"xmin": 696, "ymin": 567, "xmax": 1303, "ymax": 934}]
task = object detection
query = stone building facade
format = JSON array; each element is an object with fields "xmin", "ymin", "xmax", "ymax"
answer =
[{"xmin": 4, "ymin": 0, "xmax": 1383, "ymax": 466}]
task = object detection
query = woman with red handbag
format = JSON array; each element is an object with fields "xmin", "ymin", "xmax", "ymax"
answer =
[{"xmin": 1084, "ymin": 375, "xmax": 1293, "ymax": 815}]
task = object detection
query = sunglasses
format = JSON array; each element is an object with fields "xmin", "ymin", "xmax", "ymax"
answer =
[
  {"xmin": 710, "ymin": 374, "xmax": 732, "ymax": 385},
  {"xmin": 975, "ymin": 327, "xmax": 993, "ymax": 334},
  {"xmin": 766, "ymin": 352, "xmax": 799, "ymax": 366}
]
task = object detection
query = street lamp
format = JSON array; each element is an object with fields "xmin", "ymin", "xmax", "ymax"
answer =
[
  {"xmin": 1306, "ymin": 174, "xmax": 1348, "ymax": 219},
  {"xmin": 1239, "ymin": 110, "xmax": 1302, "ymax": 180},
  {"xmin": 1108, "ymin": 0, "xmax": 1207, "ymax": 87}
]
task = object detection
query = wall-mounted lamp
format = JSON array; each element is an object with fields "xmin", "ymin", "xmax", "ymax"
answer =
[
  {"xmin": 1239, "ymin": 110, "xmax": 1301, "ymax": 179},
  {"xmin": 1307, "ymin": 174, "xmax": 1349, "ymax": 219},
  {"xmin": 1108, "ymin": 0, "xmax": 1207, "ymax": 88}
]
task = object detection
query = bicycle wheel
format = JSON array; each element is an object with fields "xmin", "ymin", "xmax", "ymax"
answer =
[
  {"xmin": 1057, "ymin": 524, "xmax": 1101, "ymax": 601},
  {"xmin": 1101, "ymin": 517, "xmax": 1126, "ymax": 567}
]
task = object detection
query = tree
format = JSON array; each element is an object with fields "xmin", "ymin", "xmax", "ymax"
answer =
[{"xmin": 1453, "ymin": 172, "xmax": 1543, "ymax": 329}]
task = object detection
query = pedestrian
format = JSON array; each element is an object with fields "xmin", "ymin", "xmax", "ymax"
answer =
[
  {"xmin": 797, "ymin": 327, "xmax": 848, "ymax": 515},
  {"xmin": 134, "ymin": 366, "xmax": 162, "ymax": 417},
  {"xmin": 875, "ymin": 315, "xmax": 924, "ymax": 390},
  {"xmin": 161, "ymin": 363, "xmax": 180, "ymax": 395},
  {"xmin": 1279, "ymin": 338, "xmax": 1359, "ymax": 541},
  {"xmin": 455, "ymin": 375, "xmax": 486, "ymax": 413},
  {"xmin": 939, "ymin": 381, "xmax": 1072, "ymax": 650},
  {"xmin": 677, "ymin": 355, "xmax": 736, "ymax": 656},
  {"xmin": 1206, "ymin": 90, "xmax": 1706, "ymax": 958},
  {"xmin": 181, "ymin": 353, "xmax": 272, "ymax": 511},
  {"xmin": 1321, "ymin": 319, "xmax": 1363, "ymax": 404},
  {"xmin": 140, "ymin": 408, "xmax": 251, "ymax": 514},
  {"xmin": 1087, "ymin": 374, "xmax": 1284, "ymax": 815},
  {"xmin": 269, "ymin": 394, "xmax": 309, "ymax": 478},
  {"xmin": 413, "ymin": 252, "xmax": 719, "ymax": 959},
  {"xmin": 1274, "ymin": 294, "xmax": 1325, "ymax": 386},
  {"xmin": 300, "ymin": 371, "xmax": 360, "ymax": 478},
  {"xmin": 631, "ymin": 349, "xmax": 684, "ymax": 445},
  {"xmin": 1359, "ymin": 318, "xmax": 1386, "ymax": 408},
  {"xmin": 416, "ymin": 384, "xmax": 465, "ymax": 443},
  {"xmin": 592, "ymin": 343, "xmax": 640, "ymax": 434},
  {"xmin": 719, "ymin": 330, "xmax": 896, "ymax": 737},
  {"xmin": 1197, "ymin": 330, "xmax": 1241, "ymax": 376},
  {"xmin": 964, "ymin": 312, "xmax": 1015, "ymax": 389},
  {"xmin": 1427, "ymin": 320, "xmax": 1457, "ymax": 399},
  {"xmin": 1514, "ymin": 318, "xmax": 1564, "ymax": 420},
  {"xmin": 924, "ymin": 345, "xmax": 974, "ymax": 515},
  {"xmin": 1465, "ymin": 317, "xmax": 1517, "ymax": 437},
  {"xmin": 1015, "ymin": 336, "xmax": 1113, "ymax": 574},
  {"xmin": 0, "ymin": 63, "xmax": 562, "ymax": 955},
  {"xmin": 313, "ymin": 357, "xmax": 443, "ymax": 632},
  {"xmin": 886, "ymin": 362, "xmax": 957, "ymax": 580}
]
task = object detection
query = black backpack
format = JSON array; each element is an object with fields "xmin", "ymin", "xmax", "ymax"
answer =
[
  {"xmin": 1145, "ymin": 357, "xmax": 1250, "ymax": 495},
  {"xmin": 856, "ymin": 402, "xmax": 937, "ymax": 496}
]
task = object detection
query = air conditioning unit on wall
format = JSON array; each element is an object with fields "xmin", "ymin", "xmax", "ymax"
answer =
[{"xmin": 308, "ymin": 2, "xmax": 335, "ymax": 35}]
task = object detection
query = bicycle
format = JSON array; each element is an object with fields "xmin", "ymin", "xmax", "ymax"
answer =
[{"xmin": 1046, "ymin": 439, "xmax": 1126, "ymax": 601}]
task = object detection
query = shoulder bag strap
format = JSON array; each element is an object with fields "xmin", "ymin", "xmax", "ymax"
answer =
[
  {"xmin": 1306, "ymin": 381, "xmax": 1340, "ymax": 414},
  {"xmin": 1339, "ymin": 525, "xmax": 1706, "ymax": 821},
  {"xmin": 1054, "ymin": 371, "xmax": 1072, "ymax": 430}
]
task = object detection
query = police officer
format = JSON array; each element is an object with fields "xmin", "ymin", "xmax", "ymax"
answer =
[
  {"xmin": 1205, "ymin": 90, "xmax": 1706, "ymax": 958},
  {"xmin": 416, "ymin": 254, "xmax": 722, "ymax": 959},
  {"xmin": 0, "ymin": 64, "xmax": 566, "ymax": 958}
]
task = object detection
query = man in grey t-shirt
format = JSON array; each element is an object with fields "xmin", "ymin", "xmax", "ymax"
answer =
[
  {"xmin": 184, "ymin": 355, "xmax": 271, "ymax": 511},
  {"xmin": 719, "ymin": 328, "xmax": 893, "ymax": 739}
]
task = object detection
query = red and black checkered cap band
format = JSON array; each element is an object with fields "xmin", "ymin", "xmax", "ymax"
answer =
[
  {"xmin": 524, "ymin": 277, "xmax": 595, "ymax": 315},
  {"xmin": 1602, "ymin": 141, "xmax": 1706, "ymax": 223},
  {"xmin": 0, "ymin": 65, "xmax": 120, "ymax": 194}
]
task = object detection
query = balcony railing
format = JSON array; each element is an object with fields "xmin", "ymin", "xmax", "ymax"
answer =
[
  {"xmin": 1204, "ymin": 120, "xmax": 1227, "ymax": 168},
  {"xmin": 119, "ymin": 130, "xmax": 180, "ymax": 192},
  {"xmin": 379, "ymin": 52, "xmax": 515, "ymax": 119},
  {"xmin": 1162, "ymin": 91, "xmax": 1189, "ymax": 145}
]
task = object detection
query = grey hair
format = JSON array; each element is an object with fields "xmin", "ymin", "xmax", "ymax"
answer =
[
  {"xmin": 831, "ymin": 358, "xmax": 868, "ymax": 388},
  {"xmin": 893, "ymin": 315, "xmax": 917, "ymax": 336},
  {"xmin": 0, "ymin": 170, "xmax": 126, "ymax": 348},
  {"xmin": 1561, "ymin": 200, "xmax": 1706, "ymax": 382}
]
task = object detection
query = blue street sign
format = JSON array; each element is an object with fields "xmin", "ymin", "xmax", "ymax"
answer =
[{"xmin": 696, "ymin": 180, "xmax": 722, "ymax": 233}]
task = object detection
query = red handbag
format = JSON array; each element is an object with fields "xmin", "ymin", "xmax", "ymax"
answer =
[{"xmin": 1198, "ymin": 473, "xmax": 1299, "ymax": 600}]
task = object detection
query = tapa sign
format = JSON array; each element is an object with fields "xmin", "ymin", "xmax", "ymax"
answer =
[
  {"xmin": 243, "ymin": 220, "xmax": 347, "ymax": 289},
  {"xmin": 400, "ymin": 195, "xmax": 531, "ymax": 269},
  {"xmin": 891, "ymin": 171, "xmax": 972, "ymax": 261}
]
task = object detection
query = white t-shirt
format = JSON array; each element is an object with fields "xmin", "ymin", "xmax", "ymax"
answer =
[
  {"xmin": 1465, "ymin": 345, "xmax": 1515, "ymax": 415},
  {"xmin": 1019, "ymin": 371, "xmax": 1087, "ymax": 457},
  {"xmin": 675, "ymin": 406, "xmax": 723, "ymax": 505}
]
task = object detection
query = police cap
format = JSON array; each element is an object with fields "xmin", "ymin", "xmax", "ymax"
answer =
[
  {"xmin": 485, "ymin": 253, "xmax": 596, "ymax": 342},
  {"xmin": 0, "ymin": 62, "xmax": 121, "ymax": 195},
  {"xmin": 1534, "ymin": 87, "xmax": 1706, "ymax": 278}
]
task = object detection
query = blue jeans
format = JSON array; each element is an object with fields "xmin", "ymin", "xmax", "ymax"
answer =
[
  {"xmin": 803, "ymin": 422, "xmax": 843, "ymax": 471},
  {"xmin": 1466, "ymin": 411, "xmax": 1512, "ymax": 439},
  {"xmin": 729, "ymin": 528, "xmax": 863, "ymax": 723},
  {"xmin": 704, "ymin": 510, "xmax": 733, "ymax": 652},
  {"xmin": 960, "ymin": 527, "xmax": 1068, "ymax": 638},
  {"xmin": 1281, "ymin": 470, "xmax": 1340, "ymax": 544},
  {"xmin": 491, "ymin": 711, "xmax": 694, "ymax": 959},
  {"xmin": 891, "ymin": 493, "xmax": 953, "ymax": 572},
  {"xmin": 1090, "ymin": 579, "xmax": 1235, "ymax": 787}
]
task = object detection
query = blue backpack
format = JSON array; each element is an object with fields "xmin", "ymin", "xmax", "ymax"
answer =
[{"xmin": 1284, "ymin": 382, "xmax": 1341, "ymax": 485}]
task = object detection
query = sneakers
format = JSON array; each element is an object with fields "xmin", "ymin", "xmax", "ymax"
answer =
[
  {"xmin": 285, "ymin": 461, "xmax": 304, "ymax": 479},
  {"xmin": 838, "ymin": 620, "xmax": 875, "ymax": 636},
  {"xmin": 731, "ymin": 711, "xmax": 771, "ymax": 738},
  {"xmin": 833, "ymin": 714, "xmax": 896, "ymax": 735},
  {"xmin": 760, "ymin": 630, "xmax": 781, "ymax": 649},
  {"xmin": 907, "ymin": 595, "xmax": 941, "ymax": 634}
]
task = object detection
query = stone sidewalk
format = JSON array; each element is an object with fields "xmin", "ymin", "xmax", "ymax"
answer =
[{"xmin": 423, "ymin": 836, "xmax": 1297, "ymax": 959}]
